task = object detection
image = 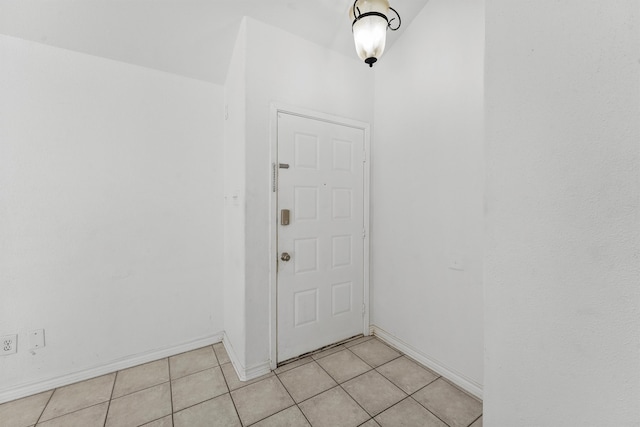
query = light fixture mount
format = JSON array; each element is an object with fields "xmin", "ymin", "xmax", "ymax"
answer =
[{"xmin": 350, "ymin": 0, "xmax": 401, "ymax": 67}]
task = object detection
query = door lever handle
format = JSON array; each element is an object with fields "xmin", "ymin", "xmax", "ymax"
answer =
[{"xmin": 281, "ymin": 252, "xmax": 291, "ymax": 262}]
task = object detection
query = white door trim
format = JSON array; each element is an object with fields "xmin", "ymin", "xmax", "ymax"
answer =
[{"xmin": 269, "ymin": 103, "xmax": 371, "ymax": 369}]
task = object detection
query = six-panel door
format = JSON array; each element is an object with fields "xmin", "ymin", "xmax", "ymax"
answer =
[{"xmin": 277, "ymin": 113, "xmax": 366, "ymax": 362}]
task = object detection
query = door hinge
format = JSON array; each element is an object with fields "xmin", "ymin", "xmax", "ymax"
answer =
[
  {"xmin": 362, "ymin": 228, "xmax": 366, "ymax": 239},
  {"xmin": 362, "ymin": 151, "xmax": 367, "ymax": 163},
  {"xmin": 362, "ymin": 304, "xmax": 366, "ymax": 316}
]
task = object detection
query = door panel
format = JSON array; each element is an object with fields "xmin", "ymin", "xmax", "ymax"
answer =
[{"xmin": 277, "ymin": 113, "xmax": 365, "ymax": 362}]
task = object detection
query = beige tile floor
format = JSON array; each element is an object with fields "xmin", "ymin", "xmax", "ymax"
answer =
[{"xmin": 0, "ymin": 336, "xmax": 483, "ymax": 427}]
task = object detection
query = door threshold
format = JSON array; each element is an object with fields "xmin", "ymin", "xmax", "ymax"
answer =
[{"xmin": 277, "ymin": 334, "xmax": 365, "ymax": 368}]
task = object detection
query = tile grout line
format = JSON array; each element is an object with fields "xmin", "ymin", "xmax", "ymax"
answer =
[
  {"xmin": 167, "ymin": 347, "xmax": 223, "ymax": 421},
  {"xmin": 341, "ymin": 342, "xmax": 454, "ymax": 424},
  {"xmin": 357, "ymin": 418, "xmax": 374, "ymax": 425},
  {"xmin": 278, "ymin": 340, "xmax": 462, "ymax": 426},
  {"xmin": 274, "ymin": 355, "xmax": 376, "ymax": 425},
  {"xmin": 348, "ymin": 339, "xmax": 404, "ymax": 367},
  {"xmin": 369, "ymin": 350, "xmax": 454, "ymax": 427},
  {"xmin": 166, "ymin": 394, "xmax": 227, "ymax": 422},
  {"xmin": 408, "ymin": 381, "xmax": 455, "ymax": 427},
  {"xmin": 337, "ymin": 381, "xmax": 373, "ymax": 421},
  {"xmin": 311, "ymin": 350, "xmax": 379, "ymax": 423},
  {"xmin": 274, "ymin": 369, "xmax": 339, "ymax": 406},
  {"xmin": 270, "ymin": 374, "xmax": 313, "ymax": 427},
  {"xmin": 33, "ymin": 388, "xmax": 56, "ymax": 426},
  {"xmin": 275, "ymin": 367, "xmax": 332, "ymax": 404},
  {"xmin": 223, "ymin": 370, "xmax": 303, "ymax": 425},
  {"xmin": 34, "ymin": 402, "xmax": 111, "ymax": 426},
  {"xmin": 379, "ymin": 395, "xmax": 451, "ymax": 427},
  {"xmin": 410, "ymin": 374, "xmax": 483, "ymax": 419},
  {"xmin": 374, "ymin": 350, "xmax": 454, "ymax": 427},
  {"xmin": 420, "ymin": 403, "xmax": 451, "ymax": 427},
  {"xmin": 344, "ymin": 343, "xmax": 379, "ymax": 367},
  {"xmin": 167, "ymin": 360, "xmax": 176, "ymax": 426},
  {"xmin": 102, "ymin": 373, "xmax": 118, "ymax": 427},
  {"xmin": 407, "ymin": 375, "xmax": 441, "ymax": 396},
  {"xmin": 166, "ymin": 344, "xmax": 228, "ymax": 421},
  {"xmin": 29, "ymin": 374, "xmax": 117, "ymax": 426},
  {"xmin": 169, "ymin": 363, "xmax": 221, "ymax": 383},
  {"xmin": 372, "ymin": 341, "xmax": 483, "ymax": 416},
  {"xmin": 314, "ymin": 347, "xmax": 373, "ymax": 385},
  {"xmin": 215, "ymin": 349, "xmax": 244, "ymax": 426},
  {"xmin": 467, "ymin": 413, "xmax": 482, "ymax": 427},
  {"xmin": 179, "ymin": 381, "xmax": 225, "ymax": 414},
  {"xmin": 370, "ymin": 395, "xmax": 413, "ymax": 425},
  {"xmin": 101, "ymin": 372, "xmax": 175, "ymax": 427},
  {"xmin": 110, "ymin": 380, "xmax": 172, "ymax": 401},
  {"xmin": 374, "ymin": 362, "xmax": 441, "ymax": 396},
  {"xmin": 436, "ymin": 376, "xmax": 483, "ymax": 403},
  {"xmin": 337, "ymin": 363, "xmax": 411, "ymax": 421},
  {"xmin": 374, "ymin": 355, "xmax": 441, "ymax": 379},
  {"xmin": 167, "ymin": 352, "xmax": 182, "ymax": 426},
  {"xmin": 24, "ymin": 339, "xmax": 363, "ymax": 426},
  {"xmin": 23, "ymin": 339, "xmax": 479, "ymax": 427}
]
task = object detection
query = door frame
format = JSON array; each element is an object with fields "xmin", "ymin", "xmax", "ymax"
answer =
[{"xmin": 268, "ymin": 103, "xmax": 371, "ymax": 369}]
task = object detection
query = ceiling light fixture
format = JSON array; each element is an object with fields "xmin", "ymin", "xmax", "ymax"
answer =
[{"xmin": 349, "ymin": 0, "xmax": 401, "ymax": 68}]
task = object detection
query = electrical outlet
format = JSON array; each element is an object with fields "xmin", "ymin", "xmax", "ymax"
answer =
[
  {"xmin": 1, "ymin": 334, "xmax": 18, "ymax": 355},
  {"xmin": 29, "ymin": 329, "xmax": 45, "ymax": 350}
]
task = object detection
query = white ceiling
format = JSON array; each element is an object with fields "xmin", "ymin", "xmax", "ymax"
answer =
[{"xmin": 0, "ymin": 0, "xmax": 428, "ymax": 84}]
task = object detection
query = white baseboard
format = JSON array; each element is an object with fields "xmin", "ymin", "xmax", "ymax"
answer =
[
  {"xmin": 371, "ymin": 325, "xmax": 483, "ymax": 399},
  {"xmin": 222, "ymin": 332, "xmax": 272, "ymax": 382},
  {"xmin": 244, "ymin": 359, "xmax": 272, "ymax": 380},
  {"xmin": 0, "ymin": 332, "xmax": 224, "ymax": 404},
  {"xmin": 1, "ymin": 327, "xmax": 479, "ymax": 403}
]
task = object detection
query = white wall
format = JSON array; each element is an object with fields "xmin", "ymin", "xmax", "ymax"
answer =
[
  {"xmin": 223, "ymin": 18, "xmax": 248, "ymax": 372},
  {"xmin": 225, "ymin": 17, "xmax": 375, "ymax": 372},
  {"xmin": 0, "ymin": 35, "xmax": 225, "ymax": 401},
  {"xmin": 371, "ymin": 0, "xmax": 484, "ymax": 396},
  {"xmin": 484, "ymin": 1, "xmax": 640, "ymax": 425}
]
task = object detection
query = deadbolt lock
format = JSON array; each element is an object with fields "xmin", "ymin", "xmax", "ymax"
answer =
[
  {"xmin": 281, "ymin": 252, "xmax": 291, "ymax": 262},
  {"xmin": 281, "ymin": 209, "xmax": 290, "ymax": 226}
]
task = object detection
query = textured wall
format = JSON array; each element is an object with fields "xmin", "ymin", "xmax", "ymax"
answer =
[
  {"xmin": 484, "ymin": 1, "xmax": 640, "ymax": 424},
  {"xmin": 0, "ymin": 34, "xmax": 225, "ymax": 400},
  {"xmin": 372, "ymin": 0, "xmax": 485, "ymax": 394},
  {"xmin": 223, "ymin": 18, "xmax": 248, "ymax": 369}
]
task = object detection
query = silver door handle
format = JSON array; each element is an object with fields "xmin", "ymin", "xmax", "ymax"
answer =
[{"xmin": 281, "ymin": 252, "xmax": 291, "ymax": 262}]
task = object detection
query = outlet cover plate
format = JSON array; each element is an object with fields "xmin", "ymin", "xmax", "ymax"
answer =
[
  {"xmin": 29, "ymin": 329, "xmax": 45, "ymax": 350},
  {"xmin": 1, "ymin": 334, "xmax": 18, "ymax": 355}
]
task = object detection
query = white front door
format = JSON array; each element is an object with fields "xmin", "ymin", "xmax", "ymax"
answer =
[{"xmin": 276, "ymin": 112, "xmax": 366, "ymax": 363}]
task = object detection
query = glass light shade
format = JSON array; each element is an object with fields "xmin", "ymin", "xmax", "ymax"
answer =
[{"xmin": 350, "ymin": 0, "xmax": 390, "ymax": 66}]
